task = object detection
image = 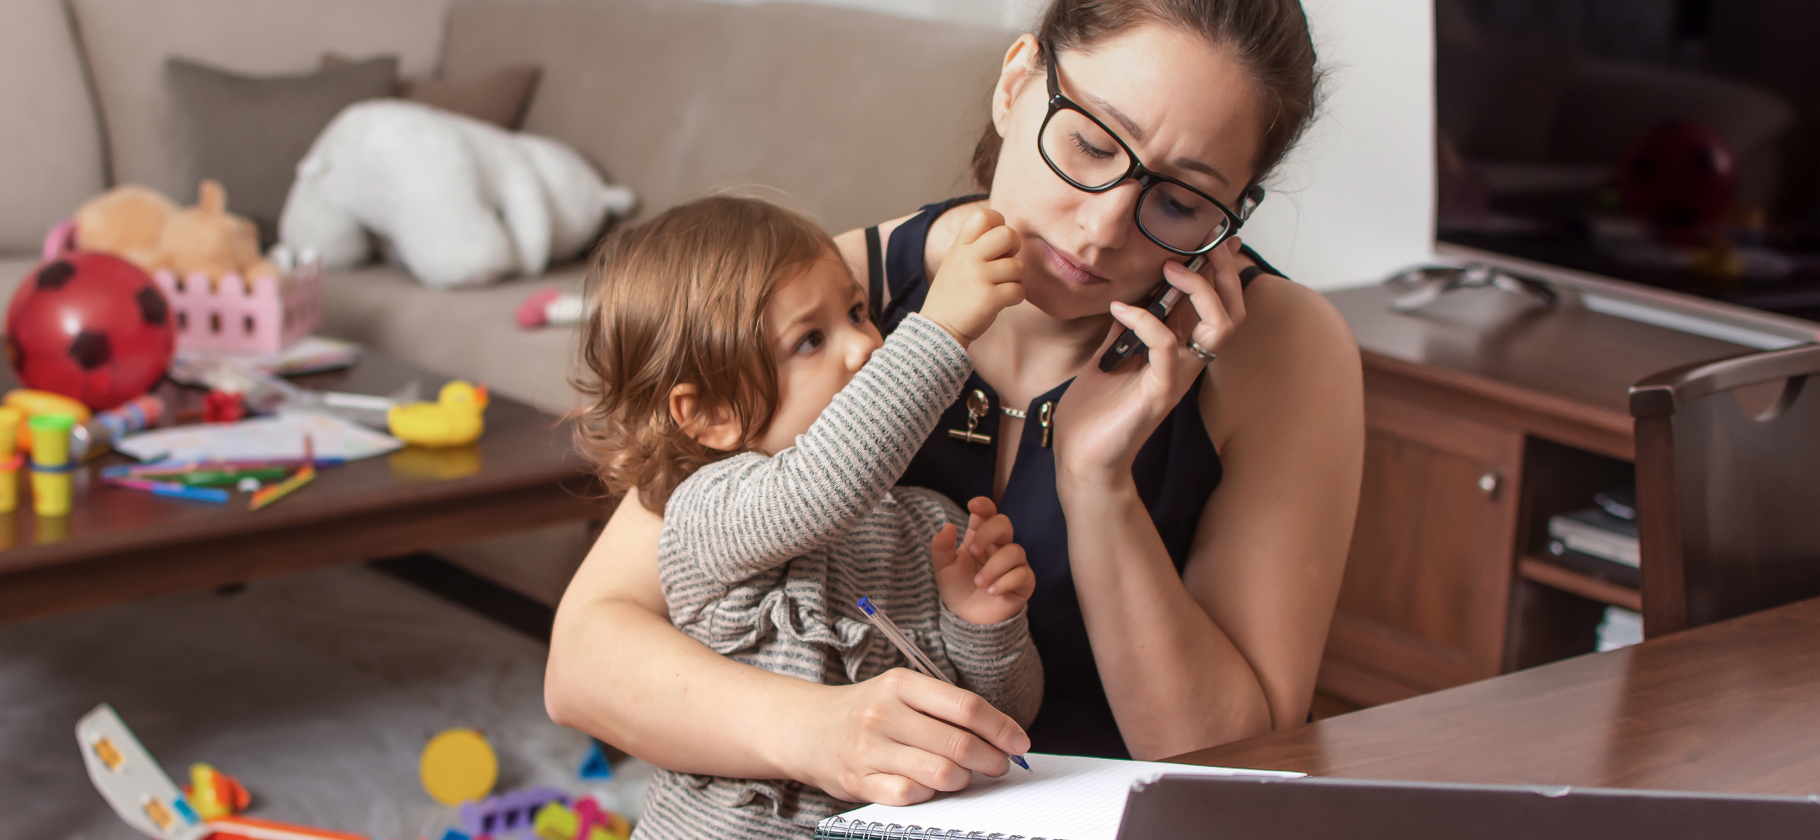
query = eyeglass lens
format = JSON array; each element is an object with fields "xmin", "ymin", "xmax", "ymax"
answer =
[{"xmin": 1039, "ymin": 108, "xmax": 1232, "ymax": 253}]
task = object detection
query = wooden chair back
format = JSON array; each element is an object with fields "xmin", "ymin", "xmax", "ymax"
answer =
[{"xmin": 1630, "ymin": 343, "xmax": 1820, "ymax": 638}]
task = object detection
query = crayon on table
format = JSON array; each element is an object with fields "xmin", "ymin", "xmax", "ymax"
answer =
[
  {"xmin": 118, "ymin": 468, "xmax": 292, "ymax": 487},
  {"xmin": 249, "ymin": 465, "xmax": 315, "ymax": 511},
  {"xmin": 102, "ymin": 477, "xmax": 229, "ymax": 504}
]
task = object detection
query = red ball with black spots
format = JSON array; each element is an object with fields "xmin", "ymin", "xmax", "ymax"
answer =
[{"xmin": 5, "ymin": 253, "xmax": 175, "ymax": 410}]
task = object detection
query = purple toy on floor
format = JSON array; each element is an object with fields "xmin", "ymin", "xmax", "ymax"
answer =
[{"xmin": 459, "ymin": 786, "xmax": 568, "ymax": 839}]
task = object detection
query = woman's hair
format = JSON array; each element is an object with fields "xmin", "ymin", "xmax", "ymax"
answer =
[
  {"xmin": 971, "ymin": 0, "xmax": 1323, "ymax": 192},
  {"xmin": 572, "ymin": 194, "xmax": 836, "ymax": 513}
]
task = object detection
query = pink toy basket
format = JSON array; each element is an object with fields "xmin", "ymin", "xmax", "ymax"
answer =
[
  {"xmin": 151, "ymin": 262, "xmax": 321, "ymax": 355},
  {"xmin": 42, "ymin": 219, "xmax": 322, "ymax": 356}
]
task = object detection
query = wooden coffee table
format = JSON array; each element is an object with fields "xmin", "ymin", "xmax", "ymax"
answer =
[{"xmin": 0, "ymin": 352, "xmax": 606, "ymax": 625}]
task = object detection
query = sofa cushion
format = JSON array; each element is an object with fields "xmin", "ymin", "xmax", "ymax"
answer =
[
  {"xmin": 664, "ymin": 2, "xmax": 1008, "ymax": 233},
  {"xmin": 440, "ymin": 0, "xmax": 1009, "ymax": 233},
  {"xmin": 401, "ymin": 66, "xmax": 543, "ymax": 132},
  {"xmin": 169, "ymin": 56, "xmax": 400, "ymax": 246},
  {"xmin": 440, "ymin": 0, "xmax": 737, "ymax": 222},
  {"xmin": 318, "ymin": 264, "xmax": 587, "ymax": 412},
  {"xmin": 324, "ymin": 54, "xmax": 544, "ymax": 131},
  {"xmin": 69, "ymin": 0, "xmax": 447, "ymax": 204},
  {"xmin": 0, "ymin": 0, "xmax": 107, "ymax": 254}
]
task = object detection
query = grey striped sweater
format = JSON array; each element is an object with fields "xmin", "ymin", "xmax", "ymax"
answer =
[{"xmin": 637, "ymin": 314, "xmax": 1043, "ymax": 840}]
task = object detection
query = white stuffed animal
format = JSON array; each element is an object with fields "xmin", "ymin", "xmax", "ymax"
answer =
[{"xmin": 279, "ymin": 100, "xmax": 636, "ymax": 289}]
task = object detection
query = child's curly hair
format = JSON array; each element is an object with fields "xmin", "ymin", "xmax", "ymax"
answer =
[{"xmin": 572, "ymin": 195, "xmax": 837, "ymax": 513}]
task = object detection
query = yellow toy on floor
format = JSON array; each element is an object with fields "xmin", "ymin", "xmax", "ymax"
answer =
[
  {"xmin": 419, "ymin": 728, "xmax": 497, "ymax": 806},
  {"xmin": 389, "ymin": 380, "xmax": 488, "ymax": 447},
  {"xmin": 183, "ymin": 762, "xmax": 251, "ymax": 820}
]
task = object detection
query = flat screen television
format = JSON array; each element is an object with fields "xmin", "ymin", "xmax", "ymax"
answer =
[{"xmin": 1433, "ymin": 0, "xmax": 1820, "ymax": 347}]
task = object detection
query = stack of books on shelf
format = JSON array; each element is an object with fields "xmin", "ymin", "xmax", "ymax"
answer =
[
  {"xmin": 1545, "ymin": 488, "xmax": 1640, "ymax": 588},
  {"xmin": 1597, "ymin": 606, "xmax": 1644, "ymax": 651}
]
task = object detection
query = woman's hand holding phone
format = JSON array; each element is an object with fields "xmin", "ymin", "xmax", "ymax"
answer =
[{"xmin": 1054, "ymin": 237, "xmax": 1249, "ymax": 485}]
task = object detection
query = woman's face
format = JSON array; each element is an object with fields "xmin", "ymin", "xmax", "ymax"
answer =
[{"xmin": 987, "ymin": 27, "xmax": 1264, "ymax": 321}]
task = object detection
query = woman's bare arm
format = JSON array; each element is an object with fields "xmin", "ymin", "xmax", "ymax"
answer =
[
  {"xmin": 1055, "ymin": 275, "xmax": 1363, "ymax": 759},
  {"xmin": 545, "ymin": 490, "xmax": 812, "ymax": 777},
  {"xmin": 1185, "ymin": 278, "xmax": 1362, "ymax": 732}
]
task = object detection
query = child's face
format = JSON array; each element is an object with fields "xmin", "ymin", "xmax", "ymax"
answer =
[{"xmin": 757, "ymin": 251, "xmax": 883, "ymax": 455}]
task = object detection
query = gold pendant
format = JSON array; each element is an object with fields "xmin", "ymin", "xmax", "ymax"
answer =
[
  {"xmin": 1037, "ymin": 401, "xmax": 1054, "ymax": 448},
  {"xmin": 947, "ymin": 389, "xmax": 993, "ymax": 445}
]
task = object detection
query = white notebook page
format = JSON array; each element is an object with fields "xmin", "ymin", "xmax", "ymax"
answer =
[{"xmin": 820, "ymin": 752, "xmax": 1302, "ymax": 839}]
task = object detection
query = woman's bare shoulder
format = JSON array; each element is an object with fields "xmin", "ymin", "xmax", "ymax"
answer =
[{"xmin": 1202, "ymin": 273, "xmax": 1362, "ymax": 446}]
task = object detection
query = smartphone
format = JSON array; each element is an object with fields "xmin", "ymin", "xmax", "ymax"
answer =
[{"xmin": 1097, "ymin": 255, "xmax": 1206, "ymax": 372}]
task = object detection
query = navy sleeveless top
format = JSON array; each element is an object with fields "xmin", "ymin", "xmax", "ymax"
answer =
[{"xmin": 866, "ymin": 197, "xmax": 1279, "ymax": 758}]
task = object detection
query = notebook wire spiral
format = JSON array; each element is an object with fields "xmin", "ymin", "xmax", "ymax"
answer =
[{"xmin": 817, "ymin": 815, "xmax": 1050, "ymax": 839}]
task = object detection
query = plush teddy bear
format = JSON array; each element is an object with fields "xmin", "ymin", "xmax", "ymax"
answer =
[
  {"xmin": 278, "ymin": 99, "xmax": 635, "ymax": 290},
  {"xmin": 150, "ymin": 180, "xmax": 278, "ymax": 284},
  {"xmin": 71, "ymin": 181, "xmax": 277, "ymax": 286},
  {"xmin": 73, "ymin": 185, "xmax": 178, "ymax": 271}
]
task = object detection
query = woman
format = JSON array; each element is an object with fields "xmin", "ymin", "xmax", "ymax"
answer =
[{"xmin": 546, "ymin": 0, "xmax": 1363, "ymax": 807}]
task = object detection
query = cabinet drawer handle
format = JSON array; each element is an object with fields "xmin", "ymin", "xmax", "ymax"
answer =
[{"xmin": 1478, "ymin": 471, "xmax": 1501, "ymax": 497}]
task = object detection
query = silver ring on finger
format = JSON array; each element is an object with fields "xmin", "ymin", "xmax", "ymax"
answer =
[{"xmin": 1187, "ymin": 339, "xmax": 1217, "ymax": 364}]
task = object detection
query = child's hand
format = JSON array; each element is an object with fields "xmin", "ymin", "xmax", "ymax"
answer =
[
  {"xmin": 920, "ymin": 206, "xmax": 1024, "ymax": 347},
  {"xmin": 931, "ymin": 497, "xmax": 1034, "ymax": 626}
]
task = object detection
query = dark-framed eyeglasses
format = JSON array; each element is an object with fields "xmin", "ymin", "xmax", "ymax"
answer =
[{"xmin": 1037, "ymin": 41, "xmax": 1264, "ymax": 256}]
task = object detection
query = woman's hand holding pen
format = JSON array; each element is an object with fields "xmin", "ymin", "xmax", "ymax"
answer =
[
  {"xmin": 1053, "ymin": 237, "xmax": 1248, "ymax": 487},
  {"xmin": 932, "ymin": 497, "xmax": 1034, "ymax": 626},
  {"xmin": 780, "ymin": 668, "xmax": 1032, "ymax": 806}
]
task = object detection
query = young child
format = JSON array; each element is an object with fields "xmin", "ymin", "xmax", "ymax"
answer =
[{"xmin": 573, "ymin": 195, "xmax": 1042, "ymax": 839}]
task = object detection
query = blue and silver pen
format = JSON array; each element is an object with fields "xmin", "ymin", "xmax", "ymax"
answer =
[{"xmin": 857, "ymin": 596, "xmax": 1031, "ymax": 772}]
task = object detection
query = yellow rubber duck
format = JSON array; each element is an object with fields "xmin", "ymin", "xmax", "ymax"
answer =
[{"xmin": 388, "ymin": 380, "xmax": 489, "ymax": 447}]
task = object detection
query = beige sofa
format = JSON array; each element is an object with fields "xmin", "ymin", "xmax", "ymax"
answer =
[{"xmin": 0, "ymin": 0, "xmax": 1011, "ymax": 601}]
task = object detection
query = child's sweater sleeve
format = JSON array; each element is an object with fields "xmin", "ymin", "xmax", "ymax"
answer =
[
  {"xmin": 664, "ymin": 314, "xmax": 972, "ymax": 584},
  {"xmin": 940, "ymin": 605, "xmax": 1044, "ymax": 729}
]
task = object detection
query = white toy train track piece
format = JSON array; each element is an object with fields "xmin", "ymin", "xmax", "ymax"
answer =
[{"xmin": 76, "ymin": 703, "xmax": 210, "ymax": 840}]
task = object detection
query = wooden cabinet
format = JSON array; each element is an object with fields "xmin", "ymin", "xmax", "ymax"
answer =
[
  {"xmin": 1323, "ymin": 394, "xmax": 1523, "ymax": 704},
  {"xmin": 1318, "ymin": 283, "xmax": 1751, "ymax": 707}
]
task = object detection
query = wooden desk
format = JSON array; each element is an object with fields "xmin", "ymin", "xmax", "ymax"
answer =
[
  {"xmin": 1324, "ymin": 283, "xmax": 1751, "ymax": 705},
  {"xmin": 0, "ymin": 354, "xmax": 605, "ymax": 625},
  {"xmin": 1182, "ymin": 596, "xmax": 1820, "ymax": 796}
]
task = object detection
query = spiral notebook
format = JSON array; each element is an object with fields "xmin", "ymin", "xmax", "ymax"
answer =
[{"xmin": 814, "ymin": 753, "xmax": 1301, "ymax": 839}]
